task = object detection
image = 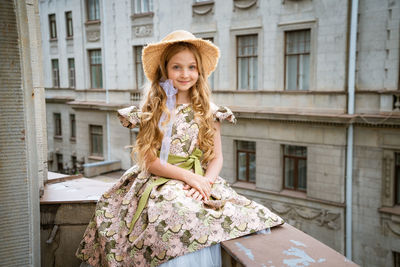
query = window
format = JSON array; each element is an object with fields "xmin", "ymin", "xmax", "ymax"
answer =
[
  {"xmin": 237, "ymin": 141, "xmax": 256, "ymax": 183},
  {"xmin": 133, "ymin": 0, "xmax": 153, "ymax": 14},
  {"xmin": 203, "ymin": 37, "xmax": 215, "ymax": 89},
  {"xmin": 87, "ymin": 0, "xmax": 100, "ymax": 21},
  {"xmin": 71, "ymin": 156, "xmax": 77, "ymax": 174},
  {"xmin": 70, "ymin": 114, "xmax": 76, "ymax": 140},
  {"xmin": 90, "ymin": 125, "xmax": 103, "ymax": 157},
  {"xmin": 134, "ymin": 46, "xmax": 145, "ymax": 89},
  {"xmin": 285, "ymin": 30, "xmax": 310, "ymax": 90},
  {"xmin": 51, "ymin": 59, "xmax": 60, "ymax": 88},
  {"xmin": 68, "ymin": 58, "xmax": 75, "ymax": 88},
  {"xmin": 394, "ymin": 251, "xmax": 400, "ymax": 267},
  {"xmin": 48, "ymin": 14, "xmax": 57, "ymax": 39},
  {"xmin": 89, "ymin": 50, "xmax": 103, "ymax": 88},
  {"xmin": 56, "ymin": 153, "xmax": 63, "ymax": 173},
  {"xmin": 395, "ymin": 153, "xmax": 400, "ymax": 205},
  {"xmin": 54, "ymin": 113, "xmax": 62, "ymax": 137},
  {"xmin": 65, "ymin": 11, "xmax": 73, "ymax": 37},
  {"xmin": 237, "ymin": 35, "xmax": 258, "ymax": 90},
  {"xmin": 283, "ymin": 145, "xmax": 307, "ymax": 191}
]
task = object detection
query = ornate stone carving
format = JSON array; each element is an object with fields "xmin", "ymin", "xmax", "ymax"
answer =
[
  {"xmin": 133, "ymin": 25, "xmax": 153, "ymax": 38},
  {"xmin": 192, "ymin": 1, "xmax": 214, "ymax": 16},
  {"xmin": 383, "ymin": 220, "xmax": 400, "ymax": 237},
  {"xmin": 233, "ymin": 0, "xmax": 258, "ymax": 11},
  {"xmin": 87, "ymin": 30, "xmax": 100, "ymax": 42},
  {"xmin": 265, "ymin": 200, "xmax": 341, "ymax": 230}
]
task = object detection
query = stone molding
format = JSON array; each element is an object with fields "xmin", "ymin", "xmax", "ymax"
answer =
[
  {"xmin": 233, "ymin": 0, "xmax": 258, "ymax": 11},
  {"xmin": 192, "ymin": 1, "xmax": 214, "ymax": 16}
]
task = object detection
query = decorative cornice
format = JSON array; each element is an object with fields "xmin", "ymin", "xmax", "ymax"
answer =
[
  {"xmin": 230, "ymin": 106, "xmax": 400, "ymax": 127},
  {"xmin": 67, "ymin": 101, "xmax": 128, "ymax": 111}
]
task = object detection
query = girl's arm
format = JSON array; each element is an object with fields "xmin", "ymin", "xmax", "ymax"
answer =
[
  {"xmin": 147, "ymin": 157, "xmax": 212, "ymax": 199},
  {"xmin": 185, "ymin": 121, "xmax": 223, "ymax": 201}
]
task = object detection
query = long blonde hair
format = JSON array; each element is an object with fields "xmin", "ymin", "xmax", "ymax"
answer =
[{"xmin": 134, "ymin": 42, "xmax": 216, "ymax": 170}]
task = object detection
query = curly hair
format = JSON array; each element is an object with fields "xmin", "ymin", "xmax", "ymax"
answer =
[{"xmin": 133, "ymin": 42, "xmax": 216, "ymax": 170}]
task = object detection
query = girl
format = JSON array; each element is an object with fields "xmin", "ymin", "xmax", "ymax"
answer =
[{"xmin": 76, "ymin": 30, "xmax": 283, "ymax": 267}]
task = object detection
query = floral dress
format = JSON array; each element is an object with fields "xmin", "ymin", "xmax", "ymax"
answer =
[{"xmin": 76, "ymin": 103, "xmax": 284, "ymax": 267}]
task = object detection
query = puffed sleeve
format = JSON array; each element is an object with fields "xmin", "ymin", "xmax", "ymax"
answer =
[
  {"xmin": 210, "ymin": 102, "xmax": 236, "ymax": 124},
  {"xmin": 117, "ymin": 105, "xmax": 141, "ymax": 128}
]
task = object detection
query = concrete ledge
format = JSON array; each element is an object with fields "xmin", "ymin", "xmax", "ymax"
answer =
[
  {"xmin": 40, "ymin": 176, "xmax": 358, "ymax": 267},
  {"xmin": 83, "ymin": 160, "xmax": 121, "ymax": 177}
]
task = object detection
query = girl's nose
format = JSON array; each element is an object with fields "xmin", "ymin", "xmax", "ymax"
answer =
[{"xmin": 181, "ymin": 68, "xmax": 189, "ymax": 77}]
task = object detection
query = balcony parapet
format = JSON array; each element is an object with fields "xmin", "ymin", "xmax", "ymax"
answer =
[{"xmin": 40, "ymin": 172, "xmax": 358, "ymax": 266}]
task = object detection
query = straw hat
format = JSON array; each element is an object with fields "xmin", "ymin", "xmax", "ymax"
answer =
[{"xmin": 142, "ymin": 30, "xmax": 220, "ymax": 82}]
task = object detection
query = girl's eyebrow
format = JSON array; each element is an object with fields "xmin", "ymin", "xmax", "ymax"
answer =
[{"xmin": 170, "ymin": 61, "xmax": 197, "ymax": 65}]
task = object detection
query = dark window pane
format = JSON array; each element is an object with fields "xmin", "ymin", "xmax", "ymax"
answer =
[
  {"xmin": 70, "ymin": 114, "xmax": 76, "ymax": 138},
  {"xmin": 285, "ymin": 30, "xmax": 310, "ymax": 91},
  {"xmin": 238, "ymin": 152, "xmax": 247, "ymax": 181},
  {"xmin": 54, "ymin": 113, "xmax": 62, "ymax": 136},
  {"xmin": 88, "ymin": 0, "xmax": 100, "ymax": 21},
  {"xmin": 284, "ymin": 157, "xmax": 294, "ymax": 189},
  {"xmin": 237, "ymin": 35, "xmax": 258, "ymax": 90},
  {"xmin": 298, "ymin": 159, "xmax": 307, "ymax": 190},
  {"xmin": 284, "ymin": 145, "xmax": 307, "ymax": 191},
  {"xmin": 237, "ymin": 141, "xmax": 255, "ymax": 151},
  {"xmin": 249, "ymin": 153, "xmax": 256, "ymax": 183},
  {"xmin": 90, "ymin": 125, "xmax": 103, "ymax": 156}
]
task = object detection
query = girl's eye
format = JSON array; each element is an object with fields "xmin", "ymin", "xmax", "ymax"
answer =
[
  {"xmin": 189, "ymin": 65, "xmax": 197, "ymax": 70},
  {"xmin": 172, "ymin": 65, "xmax": 180, "ymax": 70}
]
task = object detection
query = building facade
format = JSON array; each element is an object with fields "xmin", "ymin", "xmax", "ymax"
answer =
[{"xmin": 39, "ymin": 0, "xmax": 400, "ymax": 266}]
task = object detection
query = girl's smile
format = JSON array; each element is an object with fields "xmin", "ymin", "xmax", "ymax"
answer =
[{"xmin": 166, "ymin": 49, "xmax": 199, "ymax": 94}]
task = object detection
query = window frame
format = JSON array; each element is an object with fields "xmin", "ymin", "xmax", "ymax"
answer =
[
  {"xmin": 236, "ymin": 140, "xmax": 256, "ymax": 183},
  {"xmin": 202, "ymin": 36, "xmax": 216, "ymax": 89},
  {"xmin": 68, "ymin": 58, "xmax": 75, "ymax": 88},
  {"xmin": 54, "ymin": 113, "xmax": 62, "ymax": 138},
  {"xmin": 133, "ymin": 45, "xmax": 145, "ymax": 90},
  {"xmin": 48, "ymin": 14, "xmax": 57, "ymax": 40},
  {"xmin": 282, "ymin": 145, "xmax": 307, "ymax": 192},
  {"xmin": 51, "ymin": 59, "xmax": 60, "ymax": 88},
  {"xmin": 86, "ymin": 0, "xmax": 100, "ymax": 22},
  {"xmin": 56, "ymin": 153, "xmax": 63, "ymax": 173},
  {"xmin": 88, "ymin": 49, "xmax": 103, "ymax": 89},
  {"xmin": 284, "ymin": 29, "xmax": 311, "ymax": 91},
  {"xmin": 395, "ymin": 152, "xmax": 400, "ymax": 205},
  {"xmin": 236, "ymin": 34, "xmax": 258, "ymax": 90},
  {"xmin": 65, "ymin": 11, "xmax": 73, "ymax": 38},
  {"xmin": 89, "ymin": 125, "xmax": 103, "ymax": 157},
  {"xmin": 133, "ymin": 0, "xmax": 153, "ymax": 14},
  {"xmin": 70, "ymin": 114, "xmax": 76, "ymax": 141}
]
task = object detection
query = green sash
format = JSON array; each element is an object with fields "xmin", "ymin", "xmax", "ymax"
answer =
[{"xmin": 127, "ymin": 148, "xmax": 203, "ymax": 235}]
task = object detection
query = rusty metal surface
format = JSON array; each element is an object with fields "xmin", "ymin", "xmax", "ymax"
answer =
[{"xmin": 221, "ymin": 223, "xmax": 359, "ymax": 267}]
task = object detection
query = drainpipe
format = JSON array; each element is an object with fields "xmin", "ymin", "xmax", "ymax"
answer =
[
  {"xmin": 102, "ymin": 0, "xmax": 111, "ymax": 161},
  {"xmin": 346, "ymin": 0, "xmax": 358, "ymax": 260}
]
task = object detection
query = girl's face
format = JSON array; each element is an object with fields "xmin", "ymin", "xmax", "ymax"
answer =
[{"xmin": 166, "ymin": 49, "xmax": 199, "ymax": 93}]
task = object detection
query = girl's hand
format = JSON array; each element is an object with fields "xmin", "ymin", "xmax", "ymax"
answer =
[
  {"xmin": 184, "ymin": 187, "xmax": 204, "ymax": 201},
  {"xmin": 184, "ymin": 173, "xmax": 212, "ymax": 199}
]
